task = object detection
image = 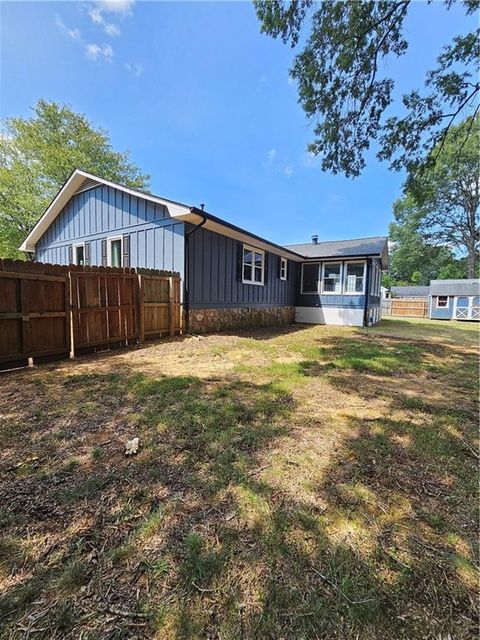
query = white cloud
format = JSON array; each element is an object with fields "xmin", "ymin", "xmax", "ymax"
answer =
[
  {"xmin": 125, "ymin": 62, "xmax": 143, "ymax": 77},
  {"xmin": 287, "ymin": 76, "xmax": 295, "ymax": 86},
  {"xmin": 68, "ymin": 27, "xmax": 81, "ymax": 41},
  {"xmin": 104, "ymin": 23, "xmax": 120, "ymax": 36},
  {"xmin": 85, "ymin": 43, "xmax": 113, "ymax": 62},
  {"xmin": 266, "ymin": 149, "xmax": 277, "ymax": 163},
  {"xmin": 87, "ymin": 5, "xmax": 122, "ymax": 37},
  {"xmin": 55, "ymin": 15, "xmax": 82, "ymax": 42},
  {"xmin": 88, "ymin": 7, "xmax": 103, "ymax": 24},
  {"xmin": 97, "ymin": 0, "xmax": 135, "ymax": 15},
  {"xmin": 283, "ymin": 165, "xmax": 293, "ymax": 178}
]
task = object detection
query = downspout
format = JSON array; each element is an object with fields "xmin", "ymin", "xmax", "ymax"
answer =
[
  {"xmin": 184, "ymin": 211, "xmax": 207, "ymax": 334},
  {"xmin": 363, "ymin": 258, "xmax": 372, "ymax": 328}
]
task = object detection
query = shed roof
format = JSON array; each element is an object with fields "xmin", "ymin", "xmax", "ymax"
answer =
[
  {"xmin": 390, "ymin": 286, "xmax": 430, "ymax": 298},
  {"xmin": 430, "ymin": 279, "xmax": 480, "ymax": 296}
]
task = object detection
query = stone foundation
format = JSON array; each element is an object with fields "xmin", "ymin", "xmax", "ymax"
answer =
[{"xmin": 189, "ymin": 306, "xmax": 295, "ymax": 334}]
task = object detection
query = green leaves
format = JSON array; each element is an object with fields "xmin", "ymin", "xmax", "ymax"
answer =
[
  {"xmin": 0, "ymin": 99, "xmax": 150, "ymax": 259},
  {"xmin": 390, "ymin": 116, "xmax": 479, "ymax": 281},
  {"xmin": 255, "ymin": 0, "xmax": 479, "ymax": 177}
]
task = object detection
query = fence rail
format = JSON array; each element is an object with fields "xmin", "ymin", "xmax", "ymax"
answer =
[
  {"xmin": 0, "ymin": 259, "xmax": 182, "ymax": 371},
  {"xmin": 381, "ymin": 297, "xmax": 429, "ymax": 318}
]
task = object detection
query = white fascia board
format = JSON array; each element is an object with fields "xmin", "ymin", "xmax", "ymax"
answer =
[{"xmin": 19, "ymin": 169, "xmax": 192, "ymax": 252}]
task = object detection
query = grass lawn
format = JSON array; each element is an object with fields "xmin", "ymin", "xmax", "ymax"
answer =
[{"xmin": 0, "ymin": 317, "xmax": 478, "ymax": 639}]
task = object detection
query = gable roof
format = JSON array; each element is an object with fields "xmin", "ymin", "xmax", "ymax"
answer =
[
  {"xmin": 284, "ymin": 236, "xmax": 389, "ymax": 268},
  {"xmin": 430, "ymin": 279, "xmax": 480, "ymax": 296},
  {"xmin": 19, "ymin": 169, "xmax": 303, "ymax": 260},
  {"xmin": 390, "ymin": 285, "xmax": 430, "ymax": 297},
  {"xmin": 19, "ymin": 170, "xmax": 191, "ymax": 253},
  {"xmin": 20, "ymin": 169, "xmax": 388, "ymax": 266}
]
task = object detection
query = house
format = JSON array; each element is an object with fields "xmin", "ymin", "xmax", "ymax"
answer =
[
  {"xmin": 20, "ymin": 169, "xmax": 388, "ymax": 332},
  {"xmin": 429, "ymin": 279, "xmax": 480, "ymax": 321}
]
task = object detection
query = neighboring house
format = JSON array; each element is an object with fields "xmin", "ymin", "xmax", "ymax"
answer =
[
  {"xmin": 389, "ymin": 285, "xmax": 430, "ymax": 298},
  {"xmin": 20, "ymin": 169, "xmax": 388, "ymax": 331},
  {"xmin": 429, "ymin": 279, "xmax": 480, "ymax": 321}
]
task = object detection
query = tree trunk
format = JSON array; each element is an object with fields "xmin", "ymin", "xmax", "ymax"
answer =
[{"xmin": 467, "ymin": 237, "xmax": 477, "ymax": 278}]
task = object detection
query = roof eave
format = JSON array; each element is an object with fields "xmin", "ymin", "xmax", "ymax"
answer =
[{"xmin": 19, "ymin": 169, "xmax": 192, "ymax": 252}]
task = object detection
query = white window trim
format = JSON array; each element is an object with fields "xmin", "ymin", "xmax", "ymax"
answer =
[
  {"xmin": 436, "ymin": 295, "xmax": 449, "ymax": 309},
  {"xmin": 371, "ymin": 263, "xmax": 380, "ymax": 296},
  {"xmin": 280, "ymin": 257, "xmax": 288, "ymax": 281},
  {"xmin": 73, "ymin": 242, "xmax": 85, "ymax": 266},
  {"xmin": 301, "ymin": 262, "xmax": 320, "ymax": 294},
  {"xmin": 242, "ymin": 244, "xmax": 265, "ymax": 286},
  {"xmin": 343, "ymin": 260, "xmax": 366, "ymax": 295},
  {"xmin": 321, "ymin": 261, "xmax": 343, "ymax": 295},
  {"xmin": 107, "ymin": 235, "xmax": 123, "ymax": 268}
]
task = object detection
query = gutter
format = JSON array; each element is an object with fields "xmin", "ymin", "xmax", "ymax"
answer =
[
  {"xmin": 183, "ymin": 211, "xmax": 207, "ymax": 334},
  {"xmin": 363, "ymin": 257, "xmax": 372, "ymax": 327}
]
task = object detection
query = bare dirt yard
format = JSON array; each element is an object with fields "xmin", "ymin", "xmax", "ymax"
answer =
[{"xmin": 0, "ymin": 317, "xmax": 478, "ymax": 639}]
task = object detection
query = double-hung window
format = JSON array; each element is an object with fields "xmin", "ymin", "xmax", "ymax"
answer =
[
  {"xmin": 73, "ymin": 243, "xmax": 85, "ymax": 266},
  {"xmin": 370, "ymin": 263, "xmax": 381, "ymax": 296},
  {"xmin": 322, "ymin": 262, "xmax": 342, "ymax": 294},
  {"xmin": 280, "ymin": 257, "xmax": 288, "ymax": 281},
  {"xmin": 301, "ymin": 263, "xmax": 320, "ymax": 294},
  {"xmin": 344, "ymin": 262, "xmax": 365, "ymax": 294},
  {"xmin": 242, "ymin": 245, "xmax": 265, "ymax": 285},
  {"xmin": 437, "ymin": 296, "xmax": 449, "ymax": 308},
  {"xmin": 108, "ymin": 236, "xmax": 123, "ymax": 268}
]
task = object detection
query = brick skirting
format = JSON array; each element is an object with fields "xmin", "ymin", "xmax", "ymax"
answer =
[{"xmin": 189, "ymin": 306, "xmax": 295, "ymax": 334}]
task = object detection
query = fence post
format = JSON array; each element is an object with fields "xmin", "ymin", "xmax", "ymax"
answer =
[
  {"xmin": 168, "ymin": 276, "xmax": 175, "ymax": 337},
  {"xmin": 138, "ymin": 274, "xmax": 145, "ymax": 343}
]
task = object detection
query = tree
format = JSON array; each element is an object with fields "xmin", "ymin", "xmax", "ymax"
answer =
[
  {"xmin": 254, "ymin": 0, "xmax": 479, "ymax": 177},
  {"xmin": 0, "ymin": 99, "xmax": 150, "ymax": 259},
  {"xmin": 403, "ymin": 115, "xmax": 479, "ymax": 277},
  {"xmin": 388, "ymin": 195, "xmax": 466, "ymax": 285}
]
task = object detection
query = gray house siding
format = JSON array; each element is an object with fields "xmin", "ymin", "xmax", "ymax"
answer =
[
  {"xmin": 186, "ymin": 225, "xmax": 297, "ymax": 309},
  {"xmin": 35, "ymin": 185, "xmax": 184, "ymax": 274}
]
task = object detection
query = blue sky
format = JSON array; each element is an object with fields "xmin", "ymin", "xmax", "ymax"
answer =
[{"xmin": 0, "ymin": 1, "xmax": 475, "ymax": 245}]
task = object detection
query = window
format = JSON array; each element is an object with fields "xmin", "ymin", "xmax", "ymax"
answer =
[
  {"xmin": 73, "ymin": 243, "xmax": 85, "ymax": 266},
  {"xmin": 322, "ymin": 262, "xmax": 342, "ymax": 294},
  {"xmin": 301, "ymin": 263, "xmax": 320, "ymax": 294},
  {"xmin": 344, "ymin": 262, "xmax": 365, "ymax": 294},
  {"xmin": 370, "ymin": 263, "xmax": 381, "ymax": 296},
  {"xmin": 280, "ymin": 257, "xmax": 288, "ymax": 281},
  {"xmin": 242, "ymin": 244, "xmax": 264, "ymax": 285},
  {"xmin": 108, "ymin": 236, "xmax": 123, "ymax": 268},
  {"xmin": 437, "ymin": 296, "xmax": 449, "ymax": 308}
]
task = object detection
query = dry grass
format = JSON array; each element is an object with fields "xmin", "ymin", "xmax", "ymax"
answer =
[{"xmin": 0, "ymin": 317, "xmax": 478, "ymax": 639}]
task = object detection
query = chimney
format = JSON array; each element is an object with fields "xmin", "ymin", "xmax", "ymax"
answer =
[{"xmin": 311, "ymin": 234, "xmax": 319, "ymax": 245}]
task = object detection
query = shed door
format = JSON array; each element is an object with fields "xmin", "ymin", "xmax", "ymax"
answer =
[
  {"xmin": 455, "ymin": 296, "xmax": 470, "ymax": 319},
  {"xmin": 455, "ymin": 296, "xmax": 480, "ymax": 320}
]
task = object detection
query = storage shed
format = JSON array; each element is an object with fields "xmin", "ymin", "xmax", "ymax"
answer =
[{"xmin": 429, "ymin": 279, "xmax": 480, "ymax": 321}]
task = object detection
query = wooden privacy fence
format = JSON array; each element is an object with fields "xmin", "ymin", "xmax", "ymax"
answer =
[
  {"xmin": 139, "ymin": 271, "xmax": 181, "ymax": 341},
  {"xmin": 0, "ymin": 260, "xmax": 182, "ymax": 371},
  {"xmin": 0, "ymin": 259, "xmax": 71, "ymax": 370},
  {"xmin": 382, "ymin": 297, "xmax": 429, "ymax": 318},
  {"xmin": 70, "ymin": 266, "xmax": 139, "ymax": 354}
]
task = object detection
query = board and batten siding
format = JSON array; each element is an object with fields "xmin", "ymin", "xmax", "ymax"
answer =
[
  {"xmin": 186, "ymin": 225, "xmax": 297, "ymax": 308},
  {"xmin": 430, "ymin": 297, "xmax": 454, "ymax": 320},
  {"xmin": 34, "ymin": 185, "xmax": 184, "ymax": 273}
]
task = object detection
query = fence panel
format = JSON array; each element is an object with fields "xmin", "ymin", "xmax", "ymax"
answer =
[
  {"xmin": 70, "ymin": 266, "xmax": 139, "ymax": 353},
  {"xmin": 0, "ymin": 259, "xmax": 70, "ymax": 369},
  {"xmin": 139, "ymin": 273, "xmax": 182, "ymax": 340},
  {"xmin": 388, "ymin": 297, "xmax": 429, "ymax": 318}
]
